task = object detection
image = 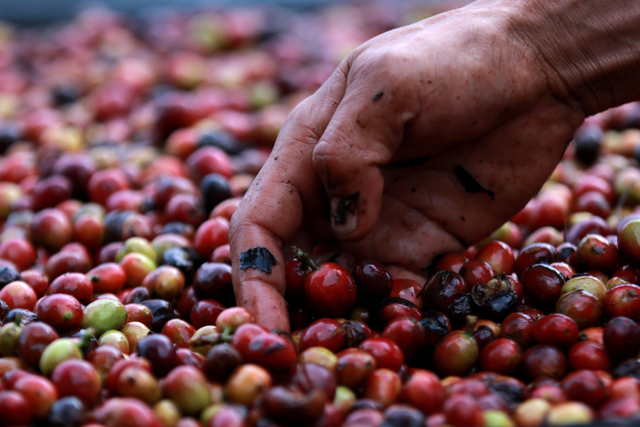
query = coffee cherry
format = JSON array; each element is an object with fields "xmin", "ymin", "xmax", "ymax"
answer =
[
  {"xmin": 137, "ymin": 334, "xmax": 177, "ymax": 377},
  {"xmin": 479, "ymin": 338, "xmax": 522, "ymax": 375},
  {"xmin": 350, "ymin": 260, "xmax": 393, "ymax": 303},
  {"xmin": 603, "ymin": 316, "xmax": 640, "ymax": 361},
  {"xmin": 533, "ymin": 314, "xmax": 579, "ymax": 349},
  {"xmin": 433, "ymin": 318, "xmax": 479, "ymax": 377},
  {"xmin": 305, "ymin": 262, "xmax": 357, "ymax": 317},
  {"xmin": 522, "ymin": 344, "xmax": 567, "ymax": 381},
  {"xmin": 521, "ymin": 264, "xmax": 565, "ymax": 305}
]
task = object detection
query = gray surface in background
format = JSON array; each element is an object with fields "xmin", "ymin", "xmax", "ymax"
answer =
[{"xmin": 0, "ymin": 0, "xmax": 353, "ymax": 24}]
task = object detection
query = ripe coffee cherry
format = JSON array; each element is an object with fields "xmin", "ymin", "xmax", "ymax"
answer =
[
  {"xmin": 364, "ymin": 369, "xmax": 402, "ymax": 407},
  {"xmin": 603, "ymin": 316, "xmax": 640, "ymax": 361},
  {"xmin": 0, "ymin": 237, "xmax": 36, "ymax": 271},
  {"xmin": 52, "ymin": 154, "xmax": 96, "ymax": 199},
  {"xmin": 36, "ymin": 293, "xmax": 83, "ymax": 332},
  {"xmin": 0, "ymin": 390, "xmax": 31, "ymax": 426},
  {"xmin": 243, "ymin": 332, "xmax": 296, "ymax": 372},
  {"xmin": 299, "ymin": 319, "xmax": 345, "ymax": 353},
  {"xmin": 434, "ymin": 253, "xmax": 468, "ymax": 273},
  {"xmin": 520, "ymin": 264, "xmax": 565, "ymax": 305},
  {"xmin": 17, "ymin": 321, "xmax": 59, "ymax": 368},
  {"xmin": 475, "ymin": 241, "xmax": 514, "ymax": 275},
  {"xmin": 260, "ymin": 386, "xmax": 327, "ymax": 425},
  {"xmin": 136, "ymin": 334, "xmax": 177, "ymax": 377},
  {"xmin": 88, "ymin": 169, "xmax": 130, "ymax": 206},
  {"xmin": 556, "ymin": 290, "xmax": 603, "ymax": 329},
  {"xmin": 336, "ymin": 349, "xmax": 377, "ymax": 389},
  {"xmin": 460, "ymin": 260, "xmax": 495, "ymax": 288},
  {"xmin": 568, "ymin": 341, "xmax": 611, "ymax": 371},
  {"xmin": 285, "ymin": 258, "xmax": 309, "ymax": 299},
  {"xmin": 433, "ymin": 318, "xmax": 479, "ymax": 377},
  {"xmin": 92, "ymin": 397, "xmax": 162, "ymax": 427},
  {"xmin": 501, "ymin": 313, "xmax": 536, "ymax": 349},
  {"xmin": 399, "ymin": 370, "xmax": 445, "ymax": 414},
  {"xmin": 305, "ymin": 262, "xmax": 357, "ymax": 318},
  {"xmin": 359, "ymin": 338, "xmax": 404, "ymax": 372},
  {"xmin": 193, "ymin": 218, "xmax": 229, "ymax": 257},
  {"xmin": 31, "ymin": 175, "xmax": 73, "ymax": 211},
  {"xmin": 192, "ymin": 262, "xmax": 233, "ymax": 301},
  {"xmin": 190, "ymin": 299, "xmax": 224, "ymax": 329},
  {"xmin": 479, "ymin": 338, "xmax": 522, "ymax": 375},
  {"xmin": 443, "ymin": 393, "xmax": 484, "ymax": 427},
  {"xmin": 289, "ymin": 362, "xmax": 337, "ymax": 401},
  {"xmin": 30, "ymin": 208, "xmax": 72, "ymax": 252},
  {"xmin": 51, "ymin": 359, "xmax": 101, "ymax": 407},
  {"xmin": 561, "ymin": 370, "xmax": 610, "ymax": 408},
  {"xmin": 533, "ymin": 314, "xmax": 579, "ymax": 349},
  {"xmin": 382, "ymin": 317, "xmax": 425, "ymax": 360},
  {"xmin": 603, "ymin": 284, "xmax": 640, "ymax": 320},
  {"xmin": 204, "ymin": 343, "xmax": 242, "ymax": 383},
  {"xmin": 47, "ymin": 272, "xmax": 94, "ymax": 305},
  {"xmin": 514, "ymin": 243, "xmax": 558, "ymax": 276},
  {"xmin": 577, "ymin": 234, "xmax": 619, "ymax": 273},
  {"xmin": 186, "ymin": 146, "xmax": 233, "ymax": 181},
  {"xmin": 379, "ymin": 299, "xmax": 422, "ymax": 326},
  {"xmin": 13, "ymin": 374, "xmax": 58, "ymax": 418},
  {"xmin": 349, "ymin": 260, "xmax": 393, "ymax": 303},
  {"xmin": 522, "ymin": 344, "xmax": 567, "ymax": 381}
]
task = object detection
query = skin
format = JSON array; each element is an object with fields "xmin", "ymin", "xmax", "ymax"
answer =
[{"xmin": 230, "ymin": 0, "xmax": 640, "ymax": 331}]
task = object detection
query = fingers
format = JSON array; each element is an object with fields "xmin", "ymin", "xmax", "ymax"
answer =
[
  {"xmin": 384, "ymin": 264, "xmax": 427, "ymax": 287},
  {"xmin": 229, "ymin": 65, "xmax": 349, "ymax": 331},
  {"xmin": 312, "ymin": 52, "xmax": 421, "ymax": 241}
]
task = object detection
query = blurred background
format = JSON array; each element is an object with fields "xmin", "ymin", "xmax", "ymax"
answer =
[
  {"xmin": 0, "ymin": 0, "xmax": 471, "ymax": 160},
  {"xmin": 3, "ymin": 0, "xmax": 333, "ymax": 24},
  {"xmin": 0, "ymin": 0, "xmax": 453, "ymax": 24}
]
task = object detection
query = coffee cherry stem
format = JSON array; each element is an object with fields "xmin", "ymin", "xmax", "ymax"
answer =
[
  {"xmin": 220, "ymin": 326, "xmax": 234, "ymax": 343},
  {"xmin": 291, "ymin": 246, "xmax": 320, "ymax": 271},
  {"xmin": 464, "ymin": 315, "xmax": 478, "ymax": 337}
]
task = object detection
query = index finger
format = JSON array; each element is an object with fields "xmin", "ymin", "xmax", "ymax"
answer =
[{"xmin": 229, "ymin": 64, "xmax": 349, "ymax": 331}]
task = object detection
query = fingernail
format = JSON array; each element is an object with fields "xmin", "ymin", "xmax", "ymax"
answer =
[{"xmin": 331, "ymin": 192, "xmax": 359, "ymax": 236}]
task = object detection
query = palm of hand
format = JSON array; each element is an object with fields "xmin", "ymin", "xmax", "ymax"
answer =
[{"xmin": 299, "ymin": 10, "xmax": 583, "ymax": 271}]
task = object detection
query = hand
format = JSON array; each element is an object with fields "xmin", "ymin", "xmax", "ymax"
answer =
[{"xmin": 229, "ymin": 0, "xmax": 638, "ymax": 331}]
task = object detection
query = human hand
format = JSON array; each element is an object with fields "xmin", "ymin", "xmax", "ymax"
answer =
[{"xmin": 229, "ymin": 0, "xmax": 640, "ymax": 331}]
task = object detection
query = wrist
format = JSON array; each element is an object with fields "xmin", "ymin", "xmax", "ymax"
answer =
[{"xmin": 500, "ymin": 0, "xmax": 640, "ymax": 117}]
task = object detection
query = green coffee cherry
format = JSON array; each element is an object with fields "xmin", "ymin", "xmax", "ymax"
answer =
[
  {"xmin": 39, "ymin": 338, "xmax": 82, "ymax": 376},
  {"xmin": 82, "ymin": 299, "xmax": 127, "ymax": 335}
]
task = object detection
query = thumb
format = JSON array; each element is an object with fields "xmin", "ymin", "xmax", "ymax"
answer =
[{"xmin": 312, "ymin": 57, "xmax": 420, "ymax": 241}]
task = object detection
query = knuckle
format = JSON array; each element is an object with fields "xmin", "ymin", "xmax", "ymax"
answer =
[
  {"xmin": 351, "ymin": 48, "xmax": 404, "ymax": 79},
  {"xmin": 312, "ymin": 130, "xmax": 353, "ymax": 170},
  {"xmin": 279, "ymin": 96, "xmax": 326, "ymax": 144}
]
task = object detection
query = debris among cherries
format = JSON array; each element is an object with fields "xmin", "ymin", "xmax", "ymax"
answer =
[{"xmin": 2, "ymin": 3, "xmax": 640, "ymax": 427}]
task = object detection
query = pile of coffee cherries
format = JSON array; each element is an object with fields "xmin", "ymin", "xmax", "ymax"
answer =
[{"xmin": 2, "ymin": 3, "xmax": 640, "ymax": 427}]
